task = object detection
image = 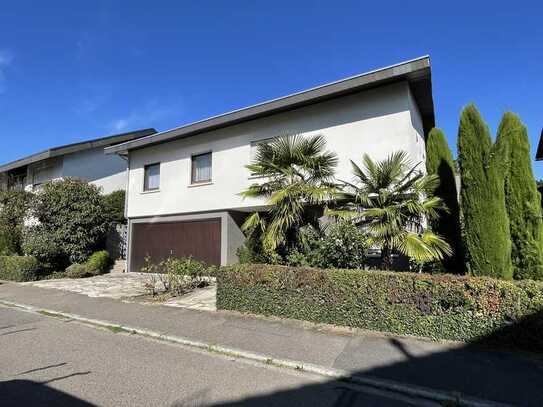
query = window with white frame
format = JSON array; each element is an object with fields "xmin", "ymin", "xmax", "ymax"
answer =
[
  {"xmin": 191, "ymin": 152, "xmax": 212, "ymax": 184},
  {"xmin": 143, "ymin": 163, "xmax": 160, "ymax": 191}
]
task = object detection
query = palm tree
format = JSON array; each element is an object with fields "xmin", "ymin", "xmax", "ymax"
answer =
[
  {"xmin": 240, "ymin": 134, "xmax": 338, "ymax": 255},
  {"xmin": 327, "ymin": 151, "xmax": 451, "ymax": 270}
]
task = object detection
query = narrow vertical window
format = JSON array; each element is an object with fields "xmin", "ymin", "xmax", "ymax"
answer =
[
  {"xmin": 144, "ymin": 163, "xmax": 160, "ymax": 191},
  {"xmin": 191, "ymin": 152, "xmax": 212, "ymax": 184}
]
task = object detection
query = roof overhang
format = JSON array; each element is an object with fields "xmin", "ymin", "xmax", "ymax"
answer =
[
  {"xmin": 0, "ymin": 128, "xmax": 157, "ymax": 173},
  {"xmin": 105, "ymin": 56, "xmax": 435, "ymax": 155}
]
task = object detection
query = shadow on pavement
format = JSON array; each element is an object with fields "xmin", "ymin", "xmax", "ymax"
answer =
[
  {"xmin": 209, "ymin": 311, "xmax": 543, "ymax": 407},
  {"xmin": 0, "ymin": 378, "xmax": 96, "ymax": 407}
]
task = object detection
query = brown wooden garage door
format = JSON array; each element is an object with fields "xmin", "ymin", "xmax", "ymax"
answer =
[{"xmin": 130, "ymin": 218, "xmax": 221, "ymax": 272}]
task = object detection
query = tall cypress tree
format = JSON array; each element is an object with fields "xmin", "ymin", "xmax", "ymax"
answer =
[
  {"xmin": 495, "ymin": 112, "xmax": 543, "ymax": 280},
  {"xmin": 426, "ymin": 128, "xmax": 464, "ymax": 273},
  {"xmin": 457, "ymin": 104, "xmax": 512, "ymax": 279}
]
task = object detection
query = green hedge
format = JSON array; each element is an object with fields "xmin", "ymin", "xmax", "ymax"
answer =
[
  {"xmin": 64, "ymin": 251, "xmax": 111, "ymax": 279},
  {"xmin": 217, "ymin": 264, "xmax": 543, "ymax": 351},
  {"xmin": 0, "ymin": 256, "xmax": 41, "ymax": 282}
]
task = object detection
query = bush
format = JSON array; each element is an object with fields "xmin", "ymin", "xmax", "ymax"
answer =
[
  {"xmin": 22, "ymin": 227, "xmax": 66, "ymax": 272},
  {"xmin": 239, "ymin": 222, "xmax": 368, "ymax": 269},
  {"xmin": 63, "ymin": 251, "xmax": 111, "ymax": 279},
  {"xmin": 310, "ymin": 222, "xmax": 367, "ymax": 269},
  {"xmin": 102, "ymin": 190, "xmax": 126, "ymax": 225},
  {"xmin": 65, "ymin": 263, "xmax": 92, "ymax": 279},
  {"xmin": 283, "ymin": 223, "xmax": 367, "ymax": 269},
  {"xmin": 217, "ymin": 264, "xmax": 543, "ymax": 352},
  {"xmin": 23, "ymin": 178, "xmax": 109, "ymax": 268},
  {"xmin": 86, "ymin": 250, "xmax": 110, "ymax": 274},
  {"xmin": 0, "ymin": 190, "xmax": 33, "ymax": 255},
  {"xmin": 141, "ymin": 256, "xmax": 213, "ymax": 296},
  {"xmin": 0, "ymin": 256, "xmax": 41, "ymax": 282}
]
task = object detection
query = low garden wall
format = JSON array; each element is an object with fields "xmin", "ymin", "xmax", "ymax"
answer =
[{"xmin": 217, "ymin": 264, "xmax": 543, "ymax": 352}]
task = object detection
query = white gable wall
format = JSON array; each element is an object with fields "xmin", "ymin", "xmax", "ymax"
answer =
[
  {"xmin": 126, "ymin": 81, "xmax": 426, "ymax": 219},
  {"xmin": 62, "ymin": 146, "xmax": 128, "ymax": 194}
]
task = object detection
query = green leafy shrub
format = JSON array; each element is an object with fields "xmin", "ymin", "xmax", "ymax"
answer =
[
  {"xmin": 63, "ymin": 251, "xmax": 111, "ymax": 279},
  {"xmin": 311, "ymin": 222, "xmax": 367, "ymax": 269},
  {"xmin": 22, "ymin": 227, "xmax": 66, "ymax": 271},
  {"xmin": 0, "ymin": 190, "xmax": 33, "ymax": 255},
  {"xmin": 217, "ymin": 264, "xmax": 543, "ymax": 352},
  {"xmin": 102, "ymin": 190, "xmax": 126, "ymax": 225},
  {"xmin": 240, "ymin": 223, "xmax": 368, "ymax": 270},
  {"xmin": 141, "ymin": 256, "xmax": 213, "ymax": 296},
  {"xmin": 0, "ymin": 256, "xmax": 41, "ymax": 282},
  {"xmin": 65, "ymin": 263, "xmax": 91, "ymax": 279},
  {"xmin": 23, "ymin": 178, "xmax": 109, "ymax": 269},
  {"xmin": 86, "ymin": 250, "xmax": 111, "ymax": 274}
]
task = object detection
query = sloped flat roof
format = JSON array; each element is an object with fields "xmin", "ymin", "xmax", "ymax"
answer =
[
  {"xmin": 105, "ymin": 56, "xmax": 434, "ymax": 155},
  {"xmin": 0, "ymin": 128, "xmax": 157, "ymax": 173}
]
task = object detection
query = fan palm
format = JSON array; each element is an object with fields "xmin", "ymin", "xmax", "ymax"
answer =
[
  {"xmin": 327, "ymin": 151, "xmax": 452, "ymax": 270},
  {"xmin": 240, "ymin": 134, "xmax": 338, "ymax": 254}
]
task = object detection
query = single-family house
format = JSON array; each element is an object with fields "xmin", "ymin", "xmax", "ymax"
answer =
[
  {"xmin": 0, "ymin": 129, "xmax": 156, "ymax": 194},
  {"xmin": 105, "ymin": 56, "xmax": 435, "ymax": 272}
]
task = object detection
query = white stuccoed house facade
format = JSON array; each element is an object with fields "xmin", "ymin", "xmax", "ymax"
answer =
[
  {"xmin": 0, "ymin": 129, "xmax": 156, "ymax": 194},
  {"xmin": 105, "ymin": 56, "xmax": 435, "ymax": 272}
]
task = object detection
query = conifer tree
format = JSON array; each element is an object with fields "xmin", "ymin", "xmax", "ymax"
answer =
[
  {"xmin": 426, "ymin": 128, "xmax": 464, "ymax": 273},
  {"xmin": 457, "ymin": 104, "xmax": 512, "ymax": 278},
  {"xmin": 496, "ymin": 112, "xmax": 543, "ymax": 280}
]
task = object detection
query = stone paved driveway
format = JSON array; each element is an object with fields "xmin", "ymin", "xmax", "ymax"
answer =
[{"xmin": 24, "ymin": 272, "xmax": 217, "ymax": 311}]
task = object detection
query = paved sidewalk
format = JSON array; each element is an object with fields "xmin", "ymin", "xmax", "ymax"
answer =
[
  {"xmin": 0, "ymin": 281, "xmax": 541, "ymax": 406},
  {"xmin": 24, "ymin": 273, "xmax": 217, "ymax": 311}
]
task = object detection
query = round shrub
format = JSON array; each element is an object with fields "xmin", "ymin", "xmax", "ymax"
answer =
[
  {"xmin": 0, "ymin": 255, "xmax": 41, "ymax": 282},
  {"xmin": 283, "ymin": 222, "xmax": 368, "ymax": 269},
  {"xmin": 65, "ymin": 263, "xmax": 91, "ymax": 279},
  {"xmin": 313, "ymin": 222, "xmax": 367, "ymax": 269},
  {"xmin": 86, "ymin": 250, "xmax": 111, "ymax": 274},
  {"xmin": 23, "ymin": 178, "xmax": 109, "ymax": 268}
]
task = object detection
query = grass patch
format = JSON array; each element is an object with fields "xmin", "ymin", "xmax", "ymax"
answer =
[
  {"xmin": 103, "ymin": 325, "xmax": 125, "ymax": 334},
  {"xmin": 37, "ymin": 310, "xmax": 70, "ymax": 320}
]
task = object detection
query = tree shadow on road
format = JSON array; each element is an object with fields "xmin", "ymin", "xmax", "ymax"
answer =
[
  {"xmin": 208, "ymin": 311, "xmax": 543, "ymax": 407},
  {"xmin": 0, "ymin": 374, "xmax": 95, "ymax": 407}
]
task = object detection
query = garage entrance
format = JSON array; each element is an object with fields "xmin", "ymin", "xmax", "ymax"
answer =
[{"xmin": 130, "ymin": 218, "xmax": 221, "ymax": 272}]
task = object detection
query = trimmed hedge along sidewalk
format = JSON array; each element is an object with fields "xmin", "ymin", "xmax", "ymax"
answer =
[{"xmin": 217, "ymin": 265, "xmax": 543, "ymax": 351}]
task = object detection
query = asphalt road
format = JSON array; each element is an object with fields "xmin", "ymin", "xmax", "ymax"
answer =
[{"xmin": 0, "ymin": 306, "xmax": 431, "ymax": 407}]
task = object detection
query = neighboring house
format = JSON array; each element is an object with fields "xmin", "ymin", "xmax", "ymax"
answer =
[
  {"xmin": 0, "ymin": 129, "xmax": 156, "ymax": 194},
  {"xmin": 105, "ymin": 56, "xmax": 435, "ymax": 272}
]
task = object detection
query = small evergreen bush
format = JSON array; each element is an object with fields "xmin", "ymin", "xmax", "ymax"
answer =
[
  {"xmin": 0, "ymin": 256, "xmax": 41, "ymax": 282},
  {"xmin": 86, "ymin": 250, "xmax": 111, "ymax": 274},
  {"xmin": 65, "ymin": 263, "xmax": 92, "ymax": 279}
]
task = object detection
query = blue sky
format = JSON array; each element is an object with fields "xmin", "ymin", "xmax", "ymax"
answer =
[{"xmin": 1, "ymin": 1, "xmax": 542, "ymax": 176}]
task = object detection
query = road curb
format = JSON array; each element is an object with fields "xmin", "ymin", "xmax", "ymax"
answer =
[{"xmin": 0, "ymin": 299, "xmax": 511, "ymax": 407}]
